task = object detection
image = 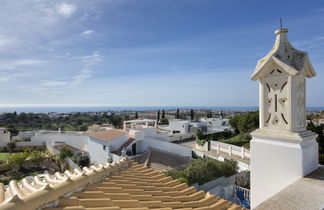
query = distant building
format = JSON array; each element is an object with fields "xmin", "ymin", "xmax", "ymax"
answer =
[
  {"xmin": 87, "ymin": 124, "xmax": 114, "ymax": 132},
  {"xmin": 0, "ymin": 128, "xmax": 10, "ymax": 143},
  {"xmin": 200, "ymin": 117, "xmax": 233, "ymax": 133},
  {"xmin": 162, "ymin": 117, "xmax": 233, "ymax": 135},
  {"xmin": 48, "ymin": 112, "xmax": 60, "ymax": 119},
  {"xmin": 86, "ymin": 129, "xmax": 130, "ymax": 164}
]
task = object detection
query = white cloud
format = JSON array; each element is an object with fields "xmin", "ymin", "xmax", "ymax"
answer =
[
  {"xmin": 56, "ymin": 3, "xmax": 77, "ymax": 17},
  {"xmin": 77, "ymin": 52, "xmax": 104, "ymax": 66},
  {"xmin": 41, "ymin": 80, "xmax": 68, "ymax": 87},
  {"xmin": 0, "ymin": 59, "xmax": 48, "ymax": 70},
  {"xmin": 72, "ymin": 69, "xmax": 92, "ymax": 86},
  {"xmin": 0, "ymin": 35, "xmax": 18, "ymax": 48},
  {"xmin": 81, "ymin": 30, "xmax": 94, "ymax": 36},
  {"xmin": 0, "ymin": 72, "xmax": 27, "ymax": 82}
]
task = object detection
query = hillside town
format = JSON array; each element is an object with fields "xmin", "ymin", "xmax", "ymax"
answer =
[{"xmin": 0, "ymin": 26, "xmax": 323, "ymax": 210}]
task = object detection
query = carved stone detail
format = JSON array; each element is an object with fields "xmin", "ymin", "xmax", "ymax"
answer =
[{"xmin": 261, "ymin": 70, "xmax": 288, "ymax": 129}]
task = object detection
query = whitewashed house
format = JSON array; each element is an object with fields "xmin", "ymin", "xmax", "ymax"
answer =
[
  {"xmin": 200, "ymin": 117, "xmax": 233, "ymax": 133},
  {"xmin": 121, "ymin": 119, "xmax": 192, "ymax": 158},
  {"xmin": 162, "ymin": 117, "xmax": 233, "ymax": 136},
  {"xmin": 163, "ymin": 119, "xmax": 208, "ymax": 134},
  {"xmin": 0, "ymin": 128, "xmax": 10, "ymax": 143},
  {"xmin": 85, "ymin": 129, "xmax": 130, "ymax": 164}
]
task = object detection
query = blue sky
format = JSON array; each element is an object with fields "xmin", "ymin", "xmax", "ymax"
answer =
[{"xmin": 0, "ymin": 0, "xmax": 323, "ymax": 107}]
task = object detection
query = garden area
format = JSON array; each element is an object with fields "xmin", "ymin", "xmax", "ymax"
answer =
[
  {"xmin": 195, "ymin": 110, "xmax": 324, "ymax": 165},
  {"xmin": 0, "ymin": 152, "xmax": 9, "ymax": 161},
  {"xmin": 196, "ymin": 111, "xmax": 259, "ymax": 149},
  {"xmin": 0, "ymin": 149, "xmax": 61, "ymax": 185},
  {"xmin": 0, "ymin": 144, "xmax": 90, "ymax": 185},
  {"xmin": 164, "ymin": 157, "xmax": 238, "ymax": 185}
]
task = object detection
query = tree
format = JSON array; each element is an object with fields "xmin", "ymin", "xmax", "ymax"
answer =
[
  {"xmin": 7, "ymin": 125, "xmax": 18, "ymax": 136},
  {"xmin": 229, "ymin": 111, "xmax": 259, "ymax": 134},
  {"xmin": 135, "ymin": 112, "xmax": 138, "ymax": 119},
  {"xmin": 157, "ymin": 110, "xmax": 160, "ymax": 123},
  {"xmin": 207, "ymin": 110, "xmax": 212, "ymax": 118},
  {"xmin": 162, "ymin": 109, "xmax": 165, "ymax": 119},
  {"xmin": 164, "ymin": 158, "xmax": 237, "ymax": 185},
  {"xmin": 78, "ymin": 155, "xmax": 90, "ymax": 167},
  {"xmin": 58, "ymin": 148, "xmax": 73, "ymax": 160},
  {"xmin": 190, "ymin": 109, "xmax": 194, "ymax": 120},
  {"xmin": 7, "ymin": 153, "xmax": 27, "ymax": 172},
  {"xmin": 79, "ymin": 125, "xmax": 88, "ymax": 131},
  {"xmin": 30, "ymin": 150, "xmax": 44, "ymax": 166},
  {"xmin": 176, "ymin": 108, "xmax": 180, "ymax": 119},
  {"xmin": 7, "ymin": 142, "xmax": 16, "ymax": 153},
  {"xmin": 196, "ymin": 129, "xmax": 204, "ymax": 140},
  {"xmin": 160, "ymin": 118, "xmax": 169, "ymax": 125}
]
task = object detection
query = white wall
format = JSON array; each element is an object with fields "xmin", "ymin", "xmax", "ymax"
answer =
[
  {"xmin": 250, "ymin": 137, "xmax": 318, "ymax": 208},
  {"xmin": 210, "ymin": 141, "xmax": 250, "ymax": 159},
  {"xmin": 107, "ymin": 134, "xmax": 129, "ymax": 151},
  {"xmin": 129, "ymin": 130, "xmax": 145, "ymax": 141},
  {"xmin": 84, "ymin": 134, "xmax": 129, "ymax": 164},
  {"xmin": 166, "ymin": 120, "xmax": 189, "ymax": 133},
  {"xmin": 32, "ymin": 134, "xmax": 87, "ymax": 150},
  {"xmin": 0, "ymin": 142, "xmax": 44, "ymax": 147},
  {"xmin": 143, "ymin": 138, "xmax": 192, "ymax": 157},
  {"xmin": 85, "ymin": 137, "xmax": 110, "ymax": 164},
  {"xmin": 133, "ymin": 127, "xmax": 169, "ymax": 141},
  {"xmin": 0, "ymin": 132, "xmax": 10, "ymax": 143}
]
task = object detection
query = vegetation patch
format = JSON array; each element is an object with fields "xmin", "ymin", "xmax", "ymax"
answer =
[
  {"xmin": 0, "ymin": 112, "xmax": 128, "ymax": 133},
  {"xmin": 307, "ymin": 122, "xmax": 324, "ymax": 164},
  {"xmin": 164, "ymin": 158, "xmax": 238, "ymax": 185},
  {"xmin": 0, "ymin": 149, "xmax": 61, "ymax": 184},
  {"xmin": 0, "ymin": 153, "xmax": 9, "ymax": 161},
  {"xmin": 218, "ymin": 133, "xmax": 251, "ymax": 148}
]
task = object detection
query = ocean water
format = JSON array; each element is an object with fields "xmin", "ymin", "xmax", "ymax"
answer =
[{"xmin": 0, "ymin": 106, "xmax": 322, "ymax": 114}]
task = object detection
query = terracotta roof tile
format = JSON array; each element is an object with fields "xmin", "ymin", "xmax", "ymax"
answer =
[
  {"xmin": 87, "ymin": 129, "xmax": 128, "ymax": 141},
  {"xmin": 0, "ymin": 159, "xmax": 244, "ymax": 210}
]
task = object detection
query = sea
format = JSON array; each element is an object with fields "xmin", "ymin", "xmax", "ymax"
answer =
[{"xmin": 0, "ymin": 106, "xmax": 323, "ymax": 114}]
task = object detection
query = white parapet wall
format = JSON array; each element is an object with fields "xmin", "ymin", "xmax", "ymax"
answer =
[
  {"xmin": 250, "ymin": 137, "xmax": 318, "ymax": 208},
  {"xmin": 143, "ymin": 138, "xmax": 192, "ymax": 157},
  {"xmin": 32, "ymin": 133, "xmax": 87, "ymax": 150},
  {"xmin": 210, "ymin": 141, "xmax": 250, "ymax": 159}
]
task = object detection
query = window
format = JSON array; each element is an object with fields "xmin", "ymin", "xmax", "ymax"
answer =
[{"xmin": 103, "ymin": 145, "xmax": 106, "ymax": 150}]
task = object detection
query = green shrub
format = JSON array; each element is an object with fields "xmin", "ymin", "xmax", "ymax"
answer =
[
  {"xmin": 165, "ymin": 158, "xmax": 238, "ymax": 185},
  {"xmin": 319, "ymin": 153, "xmax": 324, "ymax": 165},
  {"xmin": 0, "ymin": 176, "xmax": 23, "ymax": 185},
  {"xmin": 217, "ymin": 133, "xmax": 251, "ymax": 148},
  {"xmin": 30, "ymin": 150, "xmax": 44, "ymax": 166},
  {"xmin": 196, "ymin": 138, "xmax": 207, "ymax": 147},
  {"xmin": 7, "ymin": 153, "xmax": 27, "ymax": 172},
  {"xmin": 7, "ymin": 142, "xmax": 16, "ymax": 152},
  {"xmin": 191, "ymin": 151, "xmax": 199, "ymax": 159},
  {"xmin": 77, "ymin": 155, "xmax": 90, "ymax": 168},
  {"xmin": 196, "ymin": 131, "xmax": 234, "ymax": 146},
  {"xmin": 58, "ymin": 148, "xmax": 73, "ymax": 160},
  {"xmin": 177, "ymin": 177, "xmax": 189, "ymax": 185}
]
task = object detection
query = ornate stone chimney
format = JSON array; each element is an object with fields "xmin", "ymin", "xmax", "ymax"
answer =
[{"xmin": 250, "ymin": 29, "xmax": 318, "ymax": 208}]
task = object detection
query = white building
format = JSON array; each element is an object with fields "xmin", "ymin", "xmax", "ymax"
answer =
[
  {"xmin": 32, "ymin": 130, "xmax": 87, "ymax": 150},
  {"xmin": 123, "ymin": 119, "xmax": 157, "ymax": 130},
  {"xmin": 200, "ymin": 117, "xmax": 233, "ymax": 133},
  {"xmin": 163, "ymin": 117, "xmax": 232, "ymax": 135},
  {"xmin": 0, "ymin": 128, "xmax": 10, "ymax": 143},
  {"xmin": 122, "ymin": 119, "xmax": 192, "ymax": 157},
  {"xmin": 163, "ymin": 119, "xmax": 207, "ymax": 134},
  {"xmin": 85, "ymin": 129, "xmax": 130, "ymax": 164},
  {"xmin": 250, "ymin": 28, "xmax": 319, "ymax": 208}
]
